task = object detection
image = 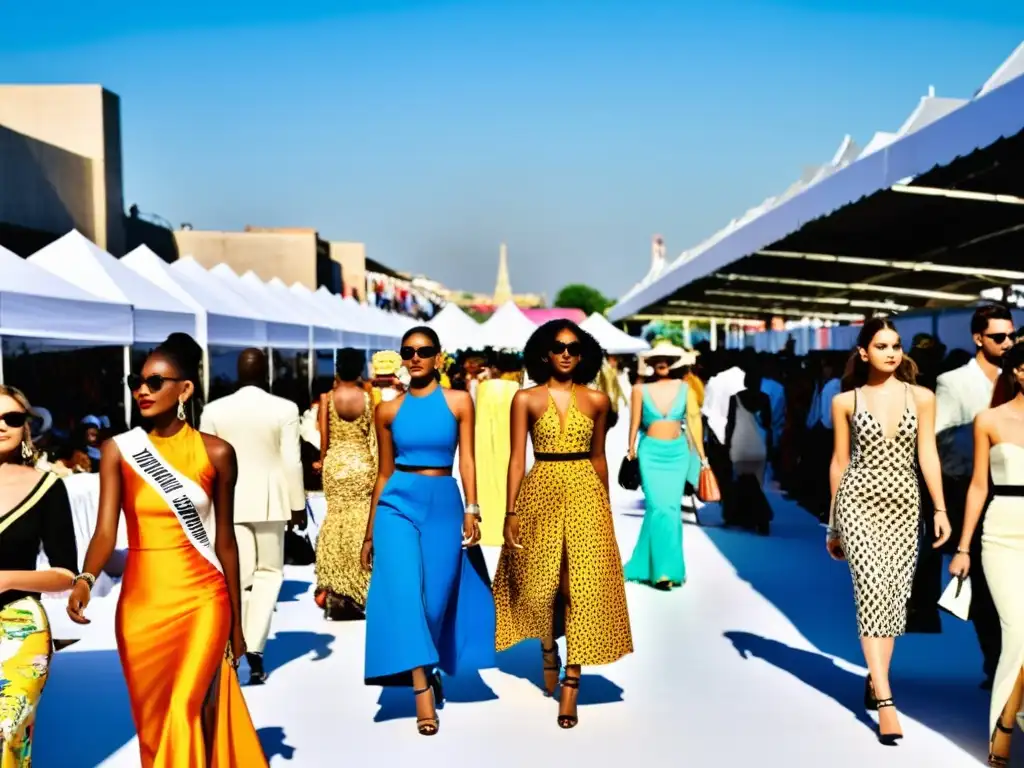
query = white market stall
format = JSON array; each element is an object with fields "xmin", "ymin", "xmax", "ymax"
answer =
[
  {"xmin": 580, "ymin": 312, "xmax": 650, "ymax": 355},
  {"xmin": 428, "ymin": 303, "xmax": 485, "ymax": 351},
  {"xmin": 480, "ymin": 300, "xmax": 537, "ymax": 351}
]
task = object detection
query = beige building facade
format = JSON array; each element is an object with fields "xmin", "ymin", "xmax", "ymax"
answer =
[{"xmin": 0, "ymin": 85, "xmax": 124, "ymax": 254}]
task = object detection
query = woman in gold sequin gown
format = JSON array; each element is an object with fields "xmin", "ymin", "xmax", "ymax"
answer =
[
  {"xmin": 315, "ymin": 349, "xmax": 377, "ymax": 619},
  {"xmin": 493, "ymin": 321, "xmax": 633, "ymax": 730}
]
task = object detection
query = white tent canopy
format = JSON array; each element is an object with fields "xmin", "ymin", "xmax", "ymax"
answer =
[
  {"xmin": 341, "ymin": 295, "xmax": 401, "ymax": 348},
  {"xmin": 174, "ymin": 258, "xmax": 309, "ymax": 350},
  {"xmin": 29, "ymin": 231, "xmax": 195, "ymax": 343},
  {"xmin": 427, "ymin": 303, "xmax": 485, "ymax": 351},
  {"xmin": 268, "ymin": 279, "xmax": 368, "ymax": 350},
  {"xmin": 239, "ymin": 271, "xmax": 340, "ymax": 349},
  {"xmin": 0, "ymin": 244, "xmax": 132, "ymax": 345},
  {"xmin": 122, "ymin": 247, "xmax": 269, "ymax": 348},
  {"xmin": 580, "ymin": 313, "xmax": 650, "ymax": 355},
  {"xmin": 480, "ymin": 301, "xmax": 537, "ymax": 350}
]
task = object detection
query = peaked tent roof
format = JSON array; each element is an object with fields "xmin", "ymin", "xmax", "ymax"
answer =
[
  {"xmin": 239, "ymin": 271, "xmax": 340, "ymax": 349},
  {"xmin": 426, "ymin": 303, "xmax": 484, "ymax": 351},
  {"xmin": 201, "ymin": 262, "xmax": 309, "ymax": 350},
  {"xmin": 480, "ymin": 300, "xmax": 537, "ymax": 350},
  {"xmin": 122, "ymin": 247, "xmax": 268, "ymax": 348},
  {"xmin": 266, "ymin": 279, "xmax": 369, "ymax": 349},
  {"xmin": 0, "ymin": 244, "xmax": 132, "ymax": 344},
  {"xmin": 580, "ymin": 312, "xmax": 650, "ymax": 355},
  {"xmin": 29, "ymin": 230, "xmax": 195, "ymax": 343}
]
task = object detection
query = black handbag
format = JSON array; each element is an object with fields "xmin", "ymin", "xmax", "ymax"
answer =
[{"xmin": 618, "ymin": 455, "xmax": 641, "ymax": 491}]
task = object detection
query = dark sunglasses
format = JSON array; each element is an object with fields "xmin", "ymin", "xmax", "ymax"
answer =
[
  {"xmin": 400, "ymin": 345, "xmax": 438, "ymax": 361},
  {"xmin": 985, "ymin": 332, "xmax": 1014, "ymax": 345},
  {"xmin": 0, "ymin": 411, "xmax": 28, "ymax": 429},
  {"xmin": 551, "ymin": 341, "xmax": 582, "ymax": 357},
  {"xmin": 127, "ymin": 374, "xmax": 184, "ymax": 393}
]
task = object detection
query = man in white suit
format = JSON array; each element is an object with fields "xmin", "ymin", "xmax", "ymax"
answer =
[
  {"xmin": 934, "ymin": 304, "xmax": 1015, "ymax": 688},
  {"xmin": 200, "ymin": 349, "xmax": 306, "ymax": 685}
]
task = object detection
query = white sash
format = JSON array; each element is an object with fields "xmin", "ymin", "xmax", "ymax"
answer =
[{"xmin": 114, "ymin": 428, "xmax": 223, "ymax": 575}]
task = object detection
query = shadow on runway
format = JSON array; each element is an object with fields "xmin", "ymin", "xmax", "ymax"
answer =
[
  {"xmin": 702, "ymin": 494, "xmax": 990, "ymax": 759},
  {"xmin": 35, "ymin": 649, "xmax": 135, "ymax": 768},
  {"xmin": 261, "ymin": 630, "xmax": 335, "ymax": 676},
  {"xmin": 277, "ymin": 579, "xmax": 311, "ymax": 603},
  {"xmin": 258, "ymin": 726, "xmax": 296, "ymax": 761}
]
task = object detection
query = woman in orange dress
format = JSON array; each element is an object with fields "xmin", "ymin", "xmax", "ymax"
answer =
[{"xmin": 67, "ymin": 333, "xmax": 267, "ymax": 767}]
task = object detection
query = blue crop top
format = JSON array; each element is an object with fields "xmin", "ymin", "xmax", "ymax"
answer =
[
  {"xmin": 391, "ymin": 386, "xmax": 459, "ymax": 467},
  {"xmin": 641, "ymin": 383, "xmax": 689, "ymax": 430}
]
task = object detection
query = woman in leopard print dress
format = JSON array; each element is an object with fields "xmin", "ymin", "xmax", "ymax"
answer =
[
  {"xmin": 493, "ymin": 320, "xmax": 633, "ymax": 730},
  {"xmin": 827, "ymin": 317, "xmax": 951, "ymax": 746}
]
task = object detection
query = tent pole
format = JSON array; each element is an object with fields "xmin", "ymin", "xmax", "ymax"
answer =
[
  {"xmin": 307, "ymin": 328, "xmax": 314, "ymax": 402},
  {"xmin": 267, "ymin": 347, "xmax": 274, "ymax": 390},
  {"xmin": 123, "ymin": 345, "xmax": 132, "ymax": 428},
  {"xmin": 0, "ymin": 336, "xmax": 5, "ymax": 385}
]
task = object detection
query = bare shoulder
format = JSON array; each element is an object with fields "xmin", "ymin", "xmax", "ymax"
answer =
[
  {"xmin": 442, "ymin": 388, "xmax": 472, "ymax": 412},
  {"xmin": 100, "ymin": 437, "xmax": 122, "ymax": 461},
  {"xmin": 578, "ymin": 386, "xmax": 609, "ymax": 412},
  {"xmin": 199, "ymin": 432, "xmax": 236, "ymax": 469},
  {"xmin": 975, "ymin": 405, "xmax": 1002, "ymax": 429},
  {"xmin": 832, "ymin": 390, "xmax": 855, "ymax": 412},
  {"xmin": 910, "ymin": 385, "xmax": 936, "ymax": 407},
  {"xmin": 376, "ymin": 395, "xmax": 401, "ymax": 424}
]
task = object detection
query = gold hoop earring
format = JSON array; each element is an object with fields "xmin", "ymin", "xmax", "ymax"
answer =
[
  {"xmin": 177, "ymin": 399, "xmax": 187, "ymax": 421},
  {"xmin": 21, "ymin": 440, "xmax": 33, "ymax": 461}
]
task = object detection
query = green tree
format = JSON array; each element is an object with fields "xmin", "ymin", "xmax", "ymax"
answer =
[{"xmin": 553, "ymin": 284, "xmax": 613, "ymax": 317}]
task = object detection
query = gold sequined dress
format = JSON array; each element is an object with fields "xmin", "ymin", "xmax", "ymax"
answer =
[
  {"xmin": 315, "ymin": 391, "xmax": 377, "ymax": 608},
  {"xmin": 493, "ymin": 386, "xmax": 633, "ymax": 666}
]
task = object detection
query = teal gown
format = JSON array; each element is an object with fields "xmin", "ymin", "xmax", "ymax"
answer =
[{"xmin": 624, "ymin": 382, "xmax": 700, "ymax": 588}]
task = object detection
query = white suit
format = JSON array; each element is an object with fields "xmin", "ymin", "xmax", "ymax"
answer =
[{"xmin": 200, "ymin": 386, "xmax": 305, "ymax": 653}]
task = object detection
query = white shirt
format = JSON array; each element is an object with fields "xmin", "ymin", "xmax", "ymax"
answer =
[
  {"xmin": 703, "ymin": 367, "xmax": 746, "ymax": 444},
  {"xmin": 935, "ymin": 358, "xmax": 996, "ymax": 477}
]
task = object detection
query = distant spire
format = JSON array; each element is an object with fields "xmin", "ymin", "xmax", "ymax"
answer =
[{"xmin": 494, "ymin": 242, "xmax": 513, "ymax": 305}]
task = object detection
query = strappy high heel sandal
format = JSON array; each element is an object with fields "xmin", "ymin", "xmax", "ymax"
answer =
[
  {"xmin": 413, "ymin": 672, "xmax": 443, "ymax": 736},
  {"xmin": 875, "ymin": 698, "xmax": 903, "ymax": 746},
  {"xmin": 864, "ymin": 675, "xmax": 877, "ymax": 711},
  {"xmin": 988, "ymin": 718, "xmax": 1013, "ymax": 766},
  {"xmin": 542, "ymin": 643, "xmax": 562, "ymax": 697},
  {"xmin": 558, "ymin": 675, "xmax": 580, "ymax": 729}
]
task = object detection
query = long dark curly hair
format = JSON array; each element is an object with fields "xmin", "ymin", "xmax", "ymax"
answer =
[{"xmin": 523, "ymin": 320, "xmax": 605, "ymax": 385}]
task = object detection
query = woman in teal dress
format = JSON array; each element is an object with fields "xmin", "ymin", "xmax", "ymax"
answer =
[{"xmin": 624, "ymin": 342, "xmax": 705, "ymax": 589}]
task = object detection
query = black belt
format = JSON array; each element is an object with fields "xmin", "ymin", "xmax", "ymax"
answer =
[
  {"xmin": 395, "ymin": 464, "xmax": 452, "ymax": 474},
  {"xmin": 534, "ymin": 452, "xmax": 590, "ymax": 462},
  {"xmin": 992, "ymin": 485, "xmax": 1024, "ymax": 497}
]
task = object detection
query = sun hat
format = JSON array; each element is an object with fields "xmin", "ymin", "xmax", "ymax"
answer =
[{"xmin": 637, "ymin": 340, "xmax": 697, "ymax": 375}]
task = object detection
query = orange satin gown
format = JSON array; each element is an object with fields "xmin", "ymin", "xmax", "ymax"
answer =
[{"xmin": 115, "ymin": 425, "xmax": 267, "ymax": 767}]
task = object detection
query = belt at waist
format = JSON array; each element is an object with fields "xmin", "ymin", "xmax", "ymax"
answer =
[
  {"xmin": 395, "ymin": 464, "xmax": 453, "ymax": 475},
  {"xmin": 992, "ymin": 485, "xmax": 1024, "ymax": 497},
  {"xmin": 534, "ymin": 452, "xmax": 590, "ymax": 462}
]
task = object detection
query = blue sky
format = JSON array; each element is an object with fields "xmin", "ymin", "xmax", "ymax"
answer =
[{"xmin": 1, "ymin": 1, "xmax": 1021, "ymax": 301}]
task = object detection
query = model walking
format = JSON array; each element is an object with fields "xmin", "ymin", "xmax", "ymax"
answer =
[
  {"xmin": 361, "ymin": 327, "xmax": 495, "ymax": 736},
  {"xmin": 0, "ymin": 386, "xmax": 78, "ymax": 766},
  {"xmin": 827, "ymin": 318, "xmax": 950, "ymax": 746},
  {"xmin": 493, "ymin": 320, "xmax": 633, "ymax": 729},
  {"xmin": 67, "ymin": 333, "xmax": 267, "ymax": 767},
  {"xmin": 624, "ymin": 341, "xmax": 704, "ymax": 589},
  {"xmin": 315, "ymin": 348, "xmax": 377, "ymax": 619},
  {"xmin": 949, "ymin": 342, "xmax": 1024, "ymax": 766}
]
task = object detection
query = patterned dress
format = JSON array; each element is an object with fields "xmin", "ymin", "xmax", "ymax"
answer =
[
  {"xmin": 315, "ymin": 391, "xmax": 377, "ymax": 610},
  {"xmin": 834, "ymin": 385, "xmax": 921, "ymax": 637},
  {"xmin": 493, "ymin": 386, "xmax": 633, "ymax": 666}
]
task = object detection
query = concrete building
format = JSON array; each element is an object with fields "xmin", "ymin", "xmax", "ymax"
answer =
[
  {"xmin": 174, "ymin": 226, "xmax": 340, "ymax": 292},
  {"xmin": 0, "ymin": 85, "xmax": 125, "ymax": 255},
  {"xmin": 329, "ymin": 241, "xmax": 367, "ymax": 299}
]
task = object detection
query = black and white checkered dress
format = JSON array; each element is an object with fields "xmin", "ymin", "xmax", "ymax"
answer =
[{"xmin": 834, "ymin": 386, "xmax": 921, "ymax": 638}]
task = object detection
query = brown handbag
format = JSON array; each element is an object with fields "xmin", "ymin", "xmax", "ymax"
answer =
[{"xmin": 697, "ymin": 465, "xmax": 721, "ymax": 503}]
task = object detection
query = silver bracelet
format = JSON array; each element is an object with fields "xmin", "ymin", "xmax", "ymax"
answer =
[
  {"xmin": 72, "ymin": 572, "xmax": 96, "ymax": 590},
  {"xmin": 465, "ymin": 503, "xmax": 481, "ymax": 521}
]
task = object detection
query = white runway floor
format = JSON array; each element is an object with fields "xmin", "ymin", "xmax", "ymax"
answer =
[{"xmin": 36, "ymin": 482, "xmax": 999, "ymax": 767}]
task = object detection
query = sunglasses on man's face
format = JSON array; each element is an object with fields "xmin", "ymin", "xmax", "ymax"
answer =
[
  {"xmin": 127, "ymin": 374, "xmax": 184, "ymax": 393},
  {"xmin": 400, "ymin": 345, "xmax": 438, "ymax": 361},
  {"xmin": 0, "ymin": 412, "xmax": 28, "ymax": 429},
  {"xmin": 984, "ymin": 332, "xmax": 1015, "ymax": 345},
  {"xmin": 551, "ymin": 341, "xmax": 582, "ymax": 357}
]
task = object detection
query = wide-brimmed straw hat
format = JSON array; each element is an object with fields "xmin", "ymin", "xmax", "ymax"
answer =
[{"xmin": 637, "ymin": 341, "xmax": 697, "ymax": 375}]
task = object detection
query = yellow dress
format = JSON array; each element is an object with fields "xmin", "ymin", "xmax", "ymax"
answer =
[
  {"xmin": 475, "ymin": 378, "xmax": 521, "ymax": 546},
  {"xmin": 116, "ymin": 425, "xmax": 267, "ymax": 768},
  {"xmin": 492, "ymin": 386, "xmax": 633, "ymax": 666},
  {"xmin": 315, "ymin": 392, "xmax": 377, "ymax": 608}
]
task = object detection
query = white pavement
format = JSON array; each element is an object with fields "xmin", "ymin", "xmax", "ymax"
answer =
[{"xmin": 36, "ymin": 480, "xmax": 997, "ymax": 767}]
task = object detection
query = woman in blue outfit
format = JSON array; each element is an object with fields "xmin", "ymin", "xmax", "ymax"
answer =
[
  {"xmin": 624, "ymin": 342, "xmax": 705, "ymax": 589},
  {"xmin": 360, "ymin": 326, "xmax": 495, "ymax": 736}
]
